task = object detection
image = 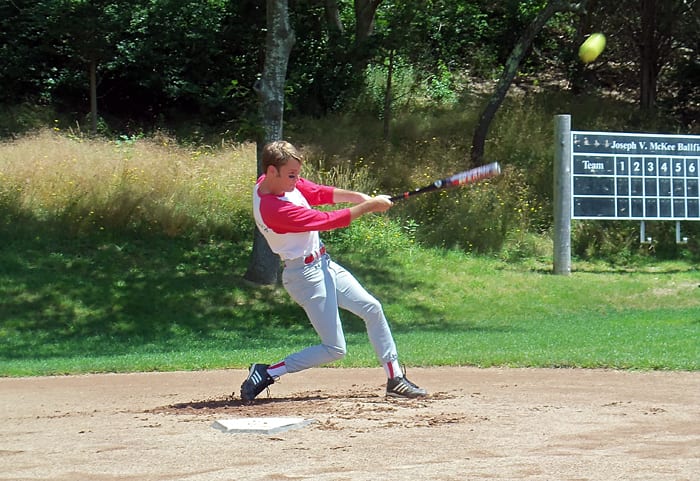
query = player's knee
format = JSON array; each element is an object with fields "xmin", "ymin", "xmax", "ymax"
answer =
[
  {"xmin": 324, "ymin": 343, "xmax": 346, "ymax": 361},
  {"xmin": 363, "ymin": 300, "xmax": 386, "ymax": 323}
]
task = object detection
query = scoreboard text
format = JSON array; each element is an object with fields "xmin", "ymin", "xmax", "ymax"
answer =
[{"xmin": 571, "ymin": 132, "xmax": 700, "ymax": 220}]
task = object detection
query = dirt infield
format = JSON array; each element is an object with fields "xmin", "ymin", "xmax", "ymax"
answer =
[{"xmin": 1, "ymin": 367, "xmax": 698, "ymax": 481}]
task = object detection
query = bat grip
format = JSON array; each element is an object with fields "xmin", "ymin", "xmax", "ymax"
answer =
[{"xmin": 389, "ymin": 192, "xmax": 410, "ymax": 202}]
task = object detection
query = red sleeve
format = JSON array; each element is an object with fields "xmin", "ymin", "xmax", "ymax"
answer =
[
  {"xmin": 259, "ymin": 195, "xmax": 352, "ymax": 234},
  {"xmin": 295, "ymin": 177, "xmax": 336, "ymax": 206}
]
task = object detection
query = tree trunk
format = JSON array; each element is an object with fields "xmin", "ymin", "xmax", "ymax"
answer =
[
  {"xmin": 471, "ymin": 0, "xmax": 588, "ymax": 164},
  {"xmin": 89, "ymin": 58, "xmax": 97, "ymax": 135},
  {"xmin": 382, "ymin": 49, "xmax": 394, "ymax": 140},
  {"xmin": 350, "ymin": 0, "xmax": 383, "ymax": 73},
  {"xmin": 244, "ymin": 0, "xmax": 296, "ymax": 285},
  {"xmin": 324, "ymin": 0, "xmax": 344, "ymax": 35},
  {"xmin": 354, "ymin": 0, "xmax": 381, "ymax": 44},
  {"xmin": 638, "ymin": 0, "xmax": 659, "ymax": 110}
]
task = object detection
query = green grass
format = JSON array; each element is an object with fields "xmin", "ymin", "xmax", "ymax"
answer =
[{"xmin": 1, "ymin": 224, "xmax": 698, "ymax": 376}]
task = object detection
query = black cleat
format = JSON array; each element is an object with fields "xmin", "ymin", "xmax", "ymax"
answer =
[
  {"xmin": 240, "ymin": 363, "xmax": 275, "ymax": 401},
  {"xmin": 386, "ymin": 376, "xmax": 428, "ymax": 398}
]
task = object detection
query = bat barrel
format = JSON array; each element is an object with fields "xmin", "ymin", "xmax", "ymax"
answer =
[{"xmin": 390, "ymin": 162, "xmax": 501, "ymax": 202}]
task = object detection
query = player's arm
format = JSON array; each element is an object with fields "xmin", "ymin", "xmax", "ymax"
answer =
[
  {"xmin": 347, "ymin": 195, "xmax": 392, "ymax": 220},
  {"xmin": 261, "ymin": 194, "xmax": 391, "ymax": 233},
  {"xmin": 297, "ymin": 178, "xmax": 373, "ymax": 206},
  {"xmin": 261, "ymin": 197, "xmax": 352, "ymax": 233},
  {"xmin": 332, "ymin": 188, "xmax": 371, "ymax": 204},
  {"xmin": 292, "ymin": 178, "xmax": 391, "ymax": 224},
  {"xmin": 332, "ymin": 187, "xmax": 392, "ymax": 220}
]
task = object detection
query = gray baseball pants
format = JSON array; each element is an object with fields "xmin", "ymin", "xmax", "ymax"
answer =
[{"xmin": 281, "ymin": 252, "xmax": 399, "ymax": 373}]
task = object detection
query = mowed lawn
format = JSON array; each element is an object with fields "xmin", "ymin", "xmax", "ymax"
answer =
[{"xmin": 1, "ymin": 233, "xmax": 698, "ymax": 376}]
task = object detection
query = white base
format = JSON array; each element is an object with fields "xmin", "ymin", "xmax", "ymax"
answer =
[{"xmin": 212, "ymin": 417, "xmax": 314, "ymax": 434}]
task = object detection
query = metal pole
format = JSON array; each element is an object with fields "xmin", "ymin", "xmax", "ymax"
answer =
[{"xmin": 553, "ymin": 114, "xmax": 572, "ymax": 275}]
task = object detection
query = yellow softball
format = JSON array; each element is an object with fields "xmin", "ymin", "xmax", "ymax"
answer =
[{"xmin": 579, "ymin": 33, "xmax": 606, "ymax": 64}]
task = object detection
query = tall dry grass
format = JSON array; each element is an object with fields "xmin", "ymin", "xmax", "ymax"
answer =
[
  {"xmin": 0, "ymin": 130, "xmax": 383, "ymax": 241},
  {"xmin": 0, "ymin": 130, "xmax": 257, "ymax": 238}
]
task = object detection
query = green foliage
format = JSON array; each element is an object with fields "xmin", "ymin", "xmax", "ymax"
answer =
[
  {"xmin": 395, "ymin": 165, "xmax": 544, "ymax": 254},
  {"xmin": 325, "ymin": 214, "xmax": 417, "ymax": 256},
  {"xmin": 287, "ymin": 84, "xmax": 697, "ymax": 264},
  {"xmin": 0, "ymin": 104, "xmax": 58, "ymax": 138},
  {"xmin": 348, "ymin": 58, "xmax": 418, "ymax": 115},
  {"xmin": 0, "ymin": 0, "xmax": 264, "ymax": 132},
  {"xmin": 2, "ymin": 0, "xmax": 698, "ymax": 135},
  {"xmin": 573, "ymin": 220, "xmax": 700, "ymax": 264},
  {"xmin": 423, "ymin": 60, "xmax": 458, "ymax": 105}
]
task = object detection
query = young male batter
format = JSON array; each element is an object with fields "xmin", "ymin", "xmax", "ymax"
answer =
[{"xmin": 241, "ymin": 140, "xmax": 427, "ymax": 400}]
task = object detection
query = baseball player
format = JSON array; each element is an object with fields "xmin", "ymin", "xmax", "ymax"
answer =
[{"xmin": 240, "ymin": 140, "xmax": 427, "ymax": 401}]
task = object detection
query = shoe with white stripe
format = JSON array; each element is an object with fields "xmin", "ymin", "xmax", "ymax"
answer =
[
  {"xmin": 386, "ymin": 375, "xmax": 428, "ymax": 398},
  {"xmin": 240, "ymin": 363, "xmax": 275, "ymax": 401}
]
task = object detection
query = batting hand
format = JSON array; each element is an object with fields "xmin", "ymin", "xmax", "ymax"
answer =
[{"xmin": 367, "ymin": 195, "xmax": 393, "ymax": 212}]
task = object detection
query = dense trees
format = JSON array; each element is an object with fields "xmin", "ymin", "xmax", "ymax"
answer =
[
  {"xmin": 1, "ymin": 0, "xmax": 265, "ymax": 132},
  {"xmin": 1, "ymin": 1, "xmax": 697, "ymax": 136},
  {"xmin": 601, "ymin": 0, "xmax": 698, "ymax": 114}
]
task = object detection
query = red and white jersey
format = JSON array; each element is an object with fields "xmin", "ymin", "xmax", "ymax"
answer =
[{"xmin": 253, "ymin": 176, "xmax": 351, "ymax": 260}]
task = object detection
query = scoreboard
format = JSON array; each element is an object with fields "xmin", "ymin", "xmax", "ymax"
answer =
[{"xmin": 571, "ymin": 131, "xmax": 700, "ymax": 220}]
